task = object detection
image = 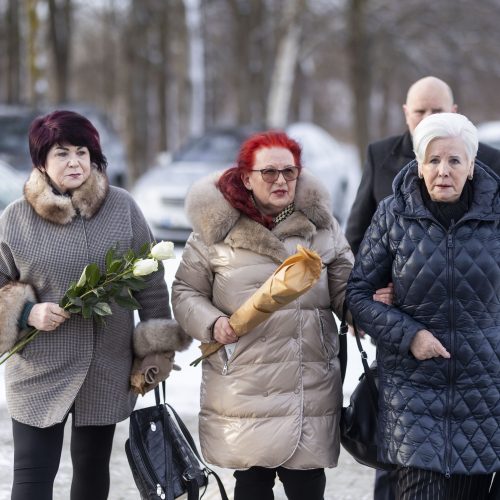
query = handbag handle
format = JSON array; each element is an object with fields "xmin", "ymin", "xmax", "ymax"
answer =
[
  {"xmin": 340, "ymin": 302, "xmax": 379, "ymax": 412},
  {"xmin": 154, "ymin": 382, "xmax": 229, "ymax": 500}
]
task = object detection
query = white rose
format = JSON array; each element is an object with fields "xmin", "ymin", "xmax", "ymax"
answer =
[
  {"xmin": 150, "ymin": 241, "xmax": 175, "ymax": 260},
  {"xmin": 133, "ymin": 258, "xmax": 159, "ymax": 277}
]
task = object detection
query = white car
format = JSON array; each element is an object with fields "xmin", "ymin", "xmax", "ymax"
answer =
[
  {"xmin": 132, "ymin": 123, "xmax": 361, "ymax": 242},
  {"xmin": 0, "ymin": 160, "xmax": 24, "ymax": 215},
  {"xmin": 477, "ymin": 120, "xmax": 500, "ymax": 150}
]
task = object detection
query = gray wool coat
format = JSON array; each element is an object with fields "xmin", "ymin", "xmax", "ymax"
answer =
[{"xmin": 0, "ymin": 168, "xmax": 190, "ymax": 428}]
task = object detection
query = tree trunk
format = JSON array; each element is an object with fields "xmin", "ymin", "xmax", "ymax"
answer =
[
  {"xmin": 47, "ymin": 0, "xmax": 72, "ymax": 103},
  {"xmin": 183, "ymin": 0, "xmax": 205, "ymax": 137},
  {"xmin": 6, "ymin": 0, "xmax": 21, "ymax": 103},
  {"xmin": 156, "ymin": 0, "xmax": 169, "ymax": 152},
  {"xmin": 266, "ymin": 0, "xmax": 305, "ymax": 129},
  {"xmin": 25, "ymin": 0, "xmax": 41, "ymax": 106},
  {"xmin": 347, "ymin": 0, "xmax": 371, "ymax": 167},
  {"xmin": 123, "ymin": 0, "xmax": 151, "ymax": 184}
]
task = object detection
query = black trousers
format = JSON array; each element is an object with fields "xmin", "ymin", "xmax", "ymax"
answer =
[
  {"xmin": 11, "ymin": 416, "xmax": 115, "ymax": 500},
  {"xmin": 396, "ymin": 466, "xmax": 493, "ymax": 500},
  {"xmin": 375, "ymin": 468, "xmax": 397, "ymax": 500},
  {"xmin": 233, "ymin": 466, "xmax": 325, "ymax": 500}
]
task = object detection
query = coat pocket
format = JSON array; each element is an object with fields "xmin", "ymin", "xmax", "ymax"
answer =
[{"xmin": 316, "ymin": 309, "xmax": 331, "ymax": 368}]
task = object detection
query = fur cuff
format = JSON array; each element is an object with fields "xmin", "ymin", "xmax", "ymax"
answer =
[
  {"xmin": 0, "ymin": 282, "xmax": 37, "ymax": 354},
  {"xmin": 133, "ymin": 318, "xmax": 192, "ymax": 358}
]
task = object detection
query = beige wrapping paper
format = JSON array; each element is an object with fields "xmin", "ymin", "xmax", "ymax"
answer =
[{"xmin": 190, "ymin": 245, "xmax": 322, "ymax": 366}]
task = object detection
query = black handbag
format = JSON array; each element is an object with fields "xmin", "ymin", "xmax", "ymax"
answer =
[
  {"xmin": 339, "ymin": 304, "xmax": 397, "ymax": 471},
  {"xmin": 125, "ymin": 382, "xmax": 229, "ymax": 500}
]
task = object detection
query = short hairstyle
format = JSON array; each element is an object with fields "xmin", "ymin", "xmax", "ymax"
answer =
[
  {"xmin": 413, "ymin": 112, "xmax": 478, "ymax": 164},
  {"xmin": 217, "ymin": 131, "xmax": 302, "ymax": 228},
  {"xmin": 28, "ymin": 110, "xmax": 107, "ymax": 171}
]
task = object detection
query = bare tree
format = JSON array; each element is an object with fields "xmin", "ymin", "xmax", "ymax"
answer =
[
  {"xmin": 6, "ymin": 0, "xmax": 21, "ymax": 103},
  {"xmin": 346, "ymin": 0, "xmax": 371, "ymax": 165},
  {"xmin": 183, "ymin": 0, "xmax": 205, "ymax": 137},
  {"xmin": 25, "ymin": 0, "xmax": 42, "ymax": 106},
  {"xmin": 266, "ymin": 0, "xmax": 306, "ymax": 128},
  {"xmin": 47, "ymin": 0, "xmax": 72, "ymax": 103}
]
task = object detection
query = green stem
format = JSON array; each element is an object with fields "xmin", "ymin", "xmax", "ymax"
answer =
[{"xmin": 0, "ymin": 328, "xmax": 40, "ymax": 366}]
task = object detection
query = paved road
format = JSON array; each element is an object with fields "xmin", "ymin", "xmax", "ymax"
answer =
[{"xmin": 0, "ymin": 406, "xmax": 375, "ymax": 499}]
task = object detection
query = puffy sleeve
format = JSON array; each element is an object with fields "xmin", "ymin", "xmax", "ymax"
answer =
[
  {"xmin": 346, "ymin": 201, "xmax": 425, "ymax": 355},
  {"xmin": 171, "ymin": 233, "xmax": 226, "ymax": 343}
]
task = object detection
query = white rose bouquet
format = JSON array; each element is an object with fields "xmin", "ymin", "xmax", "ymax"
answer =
[{"xmin": 0, "ymin": 241, "xmax": 175, "ymax": 365}]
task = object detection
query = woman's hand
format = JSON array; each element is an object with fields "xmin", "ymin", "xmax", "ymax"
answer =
[
  {"xmin": 410, "ymin": 329, "xmax": 450, "ymax": 360},
  {"xmin": 28, "ymin": 303, "xmax": 70, "ymax": 331},
  {"xmin": 213, "ymin": 316, "xmax": 238, "ymax": 345},
  {"xmin": 373, "ymin": 282, "xmax": 394, "ymax": 305}
]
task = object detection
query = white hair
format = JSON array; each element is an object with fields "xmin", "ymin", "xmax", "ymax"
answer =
[{"xmin": 413, "ymin": 113, "xmax": 478, "ymax": 164}]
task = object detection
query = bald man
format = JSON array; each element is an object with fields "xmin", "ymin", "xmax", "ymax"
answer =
[{"xmin": 345, "ymin": 76, "xmax": 500, "ymax": 254}]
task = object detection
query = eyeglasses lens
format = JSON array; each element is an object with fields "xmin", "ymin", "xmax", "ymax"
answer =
[{"xmin": 261, "ymin": 167, "xmax": 298, "ymax": 182}]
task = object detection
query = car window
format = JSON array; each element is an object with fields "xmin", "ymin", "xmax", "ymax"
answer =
[{"xmin": 174, "ymin": 133, "xmax": 243, "ymax": 163}]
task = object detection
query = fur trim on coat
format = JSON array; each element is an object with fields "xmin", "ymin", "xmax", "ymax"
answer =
[
  {"xmin": 24, "ymin": 168, "xmax": 109, "ymax": 225},
  {"xmin": 186, "ymin": 170, "xmax": 334, "ymax": 262},
  {"xmin": 0, "ymin": 282, "xmax": 36, "ymax": 354},
  {"xmin": 133, "ymin": 318, "xmax": 192, "ymax": 358}
]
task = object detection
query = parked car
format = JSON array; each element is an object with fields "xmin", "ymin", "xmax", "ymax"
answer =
[
  {"xmin": 0, "ymin": 159, "xmax": 24, "ymax": 215},
  {"xmin": 132, "ymin": 127, "xmax": 256, "ymax": 242},
  {"xmin": 132, "ymin": 123, "xmax": 361, "ymax": 242},
  {"xmin": 477, "ymin": 120, "xmax": 500, "ymax": 151},
  {"xmin": 0, "ymin": 103, "xmax": 127, "ymax": 187}
]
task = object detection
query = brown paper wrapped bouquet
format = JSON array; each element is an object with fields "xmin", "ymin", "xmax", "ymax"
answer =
[{"xmin": 190, "ymin": 245, "xmax": 322, "ymax": 366}]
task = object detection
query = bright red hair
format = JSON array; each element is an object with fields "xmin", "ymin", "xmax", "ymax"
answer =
[{"xmin": 217, "ymin": 131, "xmax": 302, "ymax": 228}]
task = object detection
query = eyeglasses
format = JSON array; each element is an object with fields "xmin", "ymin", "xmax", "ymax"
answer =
[{"xmin": 251, "ymin": 166, "xmax": 300, "ymax": 183}]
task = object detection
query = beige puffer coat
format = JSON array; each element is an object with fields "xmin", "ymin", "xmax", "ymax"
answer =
[{"xmin": 172, "ymin": 171, "xmax": 354, "ymax": 470}]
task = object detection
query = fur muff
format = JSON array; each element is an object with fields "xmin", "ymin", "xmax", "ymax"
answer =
[
  {"xmin": 133, "ymin": 318, "xmax": 192, "ymax": 357},
  {"xmin": 0, "ymin": 282, "xmax": 36, "ymax": 354},
  {"xmin": 24, "ymin": 168, "xmax": 109, "ymax": 225}
]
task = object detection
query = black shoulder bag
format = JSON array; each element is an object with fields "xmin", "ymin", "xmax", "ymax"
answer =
[
  {"xmin": 125, "ymin": 382, "xmax": 229, "ymax": 500},
  {"xmin": 339, "ymin": 303, "xmax": 396, "ymax": 471}
]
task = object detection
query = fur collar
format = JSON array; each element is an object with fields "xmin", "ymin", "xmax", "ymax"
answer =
[
  {"xmin": 186, "ymin": 170, "xmax": 333, "ymax": 262},
  {"xmin": 24, "ymin": 168, "xmax": 109, "ymax": 225}
]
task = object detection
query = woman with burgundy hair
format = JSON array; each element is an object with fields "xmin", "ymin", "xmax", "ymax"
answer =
[
  {"xmin": 0, "ymin": 110, "xmax": 190, "ymax": 499},
  {"xmin": 172, "ymin": 131, "xmax": 389, "ymax": 498}
]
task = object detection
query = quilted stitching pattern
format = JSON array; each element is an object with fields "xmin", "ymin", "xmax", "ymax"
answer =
[{"xmin": 347, "ymin": 161, "xmax": 500, "ymax": 475}]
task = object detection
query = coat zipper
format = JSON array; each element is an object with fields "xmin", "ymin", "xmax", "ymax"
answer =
[
  {"xmin": 130, "ymin": 414, "xmax": 167, "ymax": 498},
  {"xmin": 444, "ymin": 225, "xmax": 456, "ymax": 478},
  {"xmin": 316, "ymin": 309, "xmax": 331, "ymax": 369}
]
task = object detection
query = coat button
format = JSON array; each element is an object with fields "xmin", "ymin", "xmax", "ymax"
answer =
[
  {"xmin": 294, "ymin": 388, "xmax": 300, "ymax": 394},
  {"xmin": 263, "ymin": 391, "xmax": 268, "ymax": 397},
  {"xmin": 292, "ymin": 333, "xmax": 298, "ymax": 339},
  {"xmin": 260, "ymin": 336, "xmax": 266, "ymax": 342}
]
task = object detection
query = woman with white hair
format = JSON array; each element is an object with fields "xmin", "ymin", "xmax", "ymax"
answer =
[{"xmin": 346, "ymin": 113, "xmax": 500, "ymax": 500}]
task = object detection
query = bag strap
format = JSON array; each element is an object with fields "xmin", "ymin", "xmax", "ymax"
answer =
[
  {"xmin": 156, "ymin": 382, "xmax": 229, "ymax": 500},
  {"xmin": 340, "ymin": 302, "xmax": 378, "ymax": 411},
  {"xmin": 166, "ymin": 401, "xmax": 228, "ymax": 500},
  {"xmin": 339, "ymin": 301, "xmax": 349, "ymax": 383}
]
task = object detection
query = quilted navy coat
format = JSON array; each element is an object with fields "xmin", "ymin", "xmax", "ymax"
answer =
[{"xmin": 346, "ymin": 160, "xmax": 500, "ymax": 476}]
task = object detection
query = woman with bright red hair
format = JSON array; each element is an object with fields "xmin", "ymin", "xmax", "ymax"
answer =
[{"xmin": 172, "ymin": 131, "xmax": 387, "ymax": 498}]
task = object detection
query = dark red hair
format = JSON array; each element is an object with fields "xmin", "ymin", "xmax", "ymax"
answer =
[
  {"xmin": 28, "ymin": 110, "xmax": 107, "ymax": 171},
  {"xmin": 217, "ymin": 131, "xmax": 302, "ymax": 227}
]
